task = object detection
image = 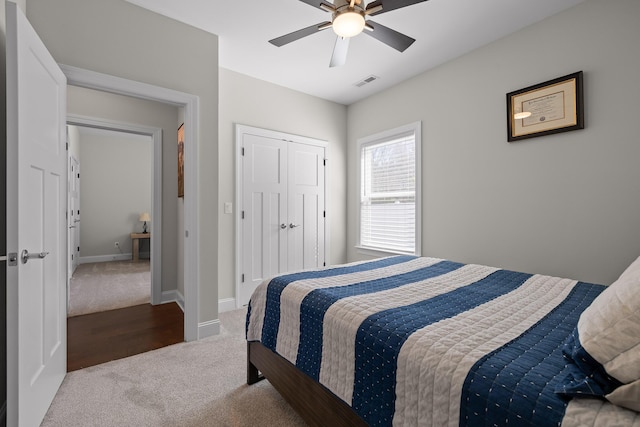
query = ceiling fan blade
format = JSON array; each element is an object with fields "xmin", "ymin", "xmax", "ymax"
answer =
[
  {"xmin": 363, "ymin": 20, "xmax": 415, "ymax": 52},
  {"xmin": 269, "ymin": 22, "xmax": 332, "ymax": 47},
  {"xmin": 299, "ymin": 0, "xmax": 337, "ymax": 11},
  {"xmin": 329, "ymin": 36, "xmax": 350, "ymax": 67},
  {"xmin": 366, "ymin": 0, "xmax": 429, "ymax": 16}
]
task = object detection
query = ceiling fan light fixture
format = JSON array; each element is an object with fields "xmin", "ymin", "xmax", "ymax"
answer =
[{"xmin": 333, "ymin": 11, "xmax": 366, "ymax": 38}]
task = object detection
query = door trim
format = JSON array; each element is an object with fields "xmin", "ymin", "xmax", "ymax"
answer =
[
  {"xmin": 234, "ymin": 124, "xmax": 329, "ymax": 308},
  {"xmin": 61, "ymin": 64, "xmax": 200, "ymax": 341},
  {"xmin": 66, "ymin": 115, "xmax": 163, "ymax": 307}
]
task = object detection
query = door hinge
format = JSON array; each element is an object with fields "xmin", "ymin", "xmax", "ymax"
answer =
[
  {"xmin": 323, "ymin": 262, "xmax": 326, "ymax": 267},
  {"xmin": 323, "ymin": 211, "xmax": 326, "ymax": 218},
  {"xmin": 66, "ymin": 142, "xmax": 69, "ymax": 151},
  {"xmin": 242, "ymin": 211, "xmax": 245, "ymax": 219},
  {"xmin": 77, "ymin": 246, "xmax": 80, "ymax": 252},
  {"xmin": 323, "ymin": 158, "xmax": 326, "ymax": 166},
  {"xmin": 241, "ymin": 147, "xmax": 245, "ymax": 156},
  {"xmin": 241, "ymin": 274, "xmax": 245, "ymax": 283}
]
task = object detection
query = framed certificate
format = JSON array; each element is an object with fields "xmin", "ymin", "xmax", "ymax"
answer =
[{"xmin": 507, "ymin": 71, "xmax": 584, "ymax": 142}]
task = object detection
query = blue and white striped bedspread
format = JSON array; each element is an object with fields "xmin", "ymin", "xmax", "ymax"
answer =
[{"xmin": 246, "ymin": 256, "xmax": 640, "ymax": 426}]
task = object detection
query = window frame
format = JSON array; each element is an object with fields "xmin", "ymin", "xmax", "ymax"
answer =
[{"xmin": 356, "ymin": 121, "xmax": 422, "ymax": 256}]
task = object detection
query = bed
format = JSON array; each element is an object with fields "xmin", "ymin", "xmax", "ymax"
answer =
[{"xmin": 246, "ymin": 255, "xmax": 640, "ymax": 426}]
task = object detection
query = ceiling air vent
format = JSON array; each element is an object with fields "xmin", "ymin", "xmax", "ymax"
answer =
[{"xmin": 354, "ymin": 75, "xmax": 379, "ymax": 88}]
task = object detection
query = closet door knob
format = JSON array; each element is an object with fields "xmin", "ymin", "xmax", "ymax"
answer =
[{"xmin": 21, "ymin": 250, "xmax": 49, "ymax": 264}]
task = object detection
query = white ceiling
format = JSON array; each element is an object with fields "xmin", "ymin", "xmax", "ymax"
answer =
[{"xmin": 125, "ymin": 0, "xmax": 584, "ymax": 105}]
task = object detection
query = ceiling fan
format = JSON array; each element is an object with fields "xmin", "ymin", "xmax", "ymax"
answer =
[{"xmin": 269, "ymin": 0, "xmax": 428, "ymax": 67}]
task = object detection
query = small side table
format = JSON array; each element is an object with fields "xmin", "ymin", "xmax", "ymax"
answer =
[{"xmin": 130, "ymin": 232, "xmax": 150, "ymax": 262}]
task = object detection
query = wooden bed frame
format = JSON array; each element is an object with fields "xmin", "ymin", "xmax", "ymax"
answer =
[{"xmin": 247, "ymin": 341, "xmax": 367, "ymax": 427}]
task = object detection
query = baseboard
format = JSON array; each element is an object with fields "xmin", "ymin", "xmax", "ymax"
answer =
[
  {"xmin": 218, "ymin": 298, "xmax": 237, "ymax": 313},
  {"xmin": 160, "ymin": 294, "xmax": 235, "ymax": 313},
  {"xmin": 157, "ymin": 293, "xmax": 230, "ymax": 339},
  {"xmin": 161, "ymin": 290, "xmax": 185, "ymax": 312},
  {"xmin": 79, "ymin": 253, "xmax": 132, "ymax": 264},
  {"xmin": 198, "ymin": 319, "xmax": 220, "ymax": 339},
  {"xmin": 162, "ymin": 289, "xmax": 215, "ymax": 340},
  {"xmin": 175, "ymin": 290, "xmax": 185, "ymax": 311}
]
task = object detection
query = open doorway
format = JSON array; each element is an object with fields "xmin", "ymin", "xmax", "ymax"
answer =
[
  {"xmin": 66, "ymin": 125, "xmax": 153, "ymax": 317},
  {"xmin": 65, "ymin": 83, "xmax": 173, "ymax": 312},
  {"xmin": 65, "ymin": 83, "xmax": 187, "ymax": 369},
  {"xmin": 63, "ymin": 64, "xmax": 200, "ymax": 343}
]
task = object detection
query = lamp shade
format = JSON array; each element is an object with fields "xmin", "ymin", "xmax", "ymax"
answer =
[{"xmin": 139, "ymin": 212, "xmax": 150, "ymax": 222}]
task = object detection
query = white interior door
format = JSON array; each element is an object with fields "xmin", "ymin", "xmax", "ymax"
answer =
[
  {"xmin": 238, "ymin": 126, "xmax": 326, "ymax": 306},
  {"xmin": 68, "ymin": 154, "xmax": 80, "ymax": 277},
  {"xmin": 240, "ymin": 134, "xmax": 288, "ymax": 305},
  {"xmin": 6, "ymin": 2, "xmax": 68, "ymax": 426},
  {"xmin": 70, "ymin": 157, "xmax": 80, "ymax": 273},
  {"xmin": 288, "ymin": 142, "xmax": 325, "ymax": 271}
]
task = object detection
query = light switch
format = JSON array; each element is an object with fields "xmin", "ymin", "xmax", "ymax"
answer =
[{"xmin": 224, "ymin": 202, "xmax": 233, "ymax": 214}]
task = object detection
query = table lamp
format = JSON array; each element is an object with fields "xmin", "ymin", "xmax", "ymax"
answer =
[{"xmin": 139, "ymin": 212, "xmax": 150, "ymax": 233}]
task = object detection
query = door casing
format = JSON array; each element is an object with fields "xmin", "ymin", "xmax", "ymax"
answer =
[
  {"xmin": 66, "ymin": 116, "xmax": 163, "ymax": 307},
  {"xmin": 61, "ymin": 64, "xmax": 201, "ymax": 341}
]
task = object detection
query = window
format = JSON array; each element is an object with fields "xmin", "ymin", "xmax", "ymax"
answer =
[{"xmin": 358, "ymin": 122, "xmax": 421, "ymax": 255}]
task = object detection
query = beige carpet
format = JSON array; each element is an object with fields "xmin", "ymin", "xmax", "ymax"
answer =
[
  {"xmin": 42, "ymin": 308, "xmax": 308, "ymax": 427},
  {"xmin": 68, "ymin": 260, "xmax": 151, "ymax": 317}
]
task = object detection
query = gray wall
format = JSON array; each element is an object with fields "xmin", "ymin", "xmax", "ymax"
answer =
[
  {"xmin": 218, "ymin": 68, "xmax": 348, "ymax": 302},
  {"xmin": 76, "ymin": 127, "xmax": 151, "ymax": 258},
  {"xmin": 13, "ymin": 0, "xmax": 640, "ymax": 333},
  {"xmin": 27, "ymin": 0, "xmax": 219, "ymax": 322},
  {"xmin": 347, "ymin": 0, "xmax": 640, "ymax": 286},
  {"xmin": 68, "ymin": 86, "xmax": 179, "ymax": 292}
]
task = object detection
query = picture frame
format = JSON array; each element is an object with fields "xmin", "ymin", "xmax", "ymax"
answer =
[
  {"xmin": 507, "ymin": 71, "xmax": 584, "ymax": 142},
  {"xmin": 178, "ymin": 123, "xmax": 184, "ymax": 198}
]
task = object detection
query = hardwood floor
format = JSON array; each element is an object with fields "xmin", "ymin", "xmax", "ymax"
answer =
[{"xmin": 67, "ymin": 302, "xmax": 184, "ymax": 372}]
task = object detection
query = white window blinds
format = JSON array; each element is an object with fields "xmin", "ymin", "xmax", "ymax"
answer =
[{"xmin": 360, "ymin": 130, "xmax": 417, "ymax": 254}]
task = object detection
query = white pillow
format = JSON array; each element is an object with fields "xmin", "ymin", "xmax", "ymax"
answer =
[
  {"xmin": 606, "ymin": 379, "xmax": 640, "ymax": 412},
  {"xmin": 575, "ymin": 255, "xmax": 640, "ymax": 411}
]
